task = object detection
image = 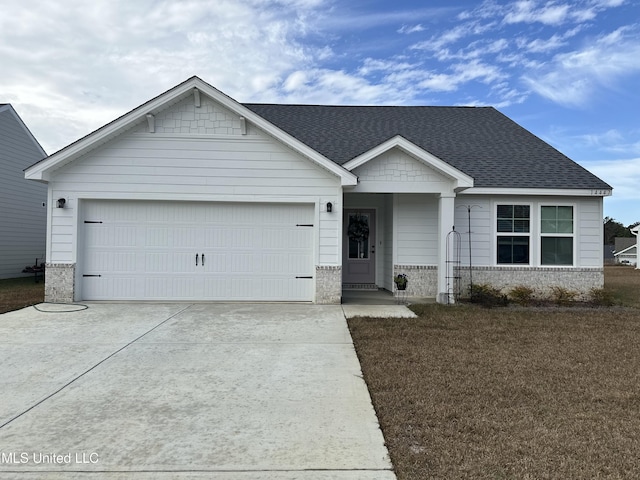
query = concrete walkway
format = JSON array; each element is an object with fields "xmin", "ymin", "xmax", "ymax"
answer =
[{"xmin": 0, "ymin": 303, "xmax": 395, "ymax": 479}]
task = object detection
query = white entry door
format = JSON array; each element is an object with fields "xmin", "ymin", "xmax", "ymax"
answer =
[
  {"xmin": 81, "ymin": 200, "xmax": 315, "ymax": 301},
  {"xmin": 342, "ymin": 209, "xmax": 376, "ymax": 284}
]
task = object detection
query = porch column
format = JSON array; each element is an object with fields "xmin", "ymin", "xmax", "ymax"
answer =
[{"xmin": 437, "ymin": 193, "xmax": 456, "ymax": 303}]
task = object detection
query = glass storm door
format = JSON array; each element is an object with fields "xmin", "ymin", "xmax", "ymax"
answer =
[{"xmin": 343, "ymin": 209, "xmax": 376, "ymax": 284}]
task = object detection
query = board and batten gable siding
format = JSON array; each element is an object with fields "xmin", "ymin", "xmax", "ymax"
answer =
[
  {"xmin": 453, "ymin": 195, "xmax": 604, "ymax": 268},
  {"xmin": 0, "ymin": 106, "xmax": 47, "ymax": 279},
  {"xmin": 350, "ymin": 148, "xmax": 453, "ymax": 193},
  {"xmin": 46, "ymin": 96, "xmax": 342, "ymax": 266}
]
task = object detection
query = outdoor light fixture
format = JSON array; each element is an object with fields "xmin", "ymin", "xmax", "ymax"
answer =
[
  {"xmin": 57, "ymin": 198, "xmax": 66, "ymax": 208},
  {"xmin": 326, "ymin": 202, "xmax": 333, "ymax": 213}
]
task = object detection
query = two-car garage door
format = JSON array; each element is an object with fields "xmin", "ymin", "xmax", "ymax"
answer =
[{"xmin": 81, "ymin": 201, "xmax": 314, "ymax": 301}]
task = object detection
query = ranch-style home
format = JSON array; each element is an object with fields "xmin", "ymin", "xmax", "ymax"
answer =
[{"xmin": 25, "ymin": 76, "xmax": 611, "ymax": 304}]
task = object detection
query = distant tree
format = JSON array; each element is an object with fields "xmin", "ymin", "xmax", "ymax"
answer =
[{"xmin": 604, "ymin": 217, "xmax": 634, "ymax": 245}]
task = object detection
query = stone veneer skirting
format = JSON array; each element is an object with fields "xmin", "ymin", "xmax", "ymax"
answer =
[
  {"xmin": 457, "ymin": 266, "xmax": 604, "ymax": 300},
  {"xmin": 316, "ymin": 266, "xmax": 342, "ymax": 304},
  {"xmin": 393, "ymin": 265, "xmax": 438, "ymax": 298},
  {"xmin": 45, "ymin": 263, "xmax": 75, "ymax": 303}
]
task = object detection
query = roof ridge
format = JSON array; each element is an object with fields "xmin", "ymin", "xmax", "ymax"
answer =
[{"xmin": 242, "ymin": 103, "xmax": 485, "ymax": 109}]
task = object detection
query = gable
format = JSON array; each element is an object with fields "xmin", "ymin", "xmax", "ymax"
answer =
[
  {"xmin": 129, "ymin": 94, "xmax": 251, "ymax": 136},
  {"xmin": 344, "ymin": 135, "xmax": 473, "ymax": 194},
  {"xmin": 350, "ymin": 147, "xmax": 455, "ymax": 193},
  {"xmin": 50, "ymin": 95, "xmax": 343, "ymax": 197},
  {"xmin": 25, "ymin": 77, "xmax": 356, "ymax": 187}
]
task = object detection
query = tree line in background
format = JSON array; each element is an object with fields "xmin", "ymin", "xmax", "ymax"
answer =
[{"xmin": 604, "ymin": 217, "xmax": 640, "ymax": 245}]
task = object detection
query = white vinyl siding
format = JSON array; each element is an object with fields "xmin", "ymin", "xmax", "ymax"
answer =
[
  {"xmin": 455, "ymin": 195, "xmax": 603, "ymax": 268},
  {"xmin": 48, "ymin": 127, "xmax": 340, "ymax": 265},
  {"xmin": 0, "ymin": 106, "xmax": 47, "ymax": 279},
  {"xmin": 383, "ymin": 194, "xmax": 394, "ymax": 291},
  {"xmin": 396, "ymin": 194, "xmax": 438, "ymax": 265},
  {"xmin": 454, "ymin": 197, "xmax": 492, "ymax": 267}
]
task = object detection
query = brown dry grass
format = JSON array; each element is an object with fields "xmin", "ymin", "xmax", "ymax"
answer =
[
  {"xmin": 0, "ymin": 276, "xmax": 45, "ymax": 314},
  {"xmin": 604, "ymin": 265, "xmax": 640, "ymax": 308},
  {"xmin": 350, "ymin": 268, "xmax": 640, "ymax": 480}
]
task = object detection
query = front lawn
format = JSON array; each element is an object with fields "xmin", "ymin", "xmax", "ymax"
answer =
[
  {"xmin": 349, "ymin": 267, "xmax": 640, "ymax": 479},
  {"xmin": 0, "ymin": 276, "xmax": 44, "ymax": 314}
]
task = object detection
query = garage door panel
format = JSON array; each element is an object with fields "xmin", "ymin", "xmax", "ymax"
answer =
[{"xmin": 82, "ymin": 201, "xmax": 314, "ymax": 301}]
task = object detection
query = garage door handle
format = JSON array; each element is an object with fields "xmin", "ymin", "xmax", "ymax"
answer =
[
  {"xmin": 195, "ymin": 253, "xmax": 199, "ymax": 266},
  {"xmin": 202, "ymin": 253, "xmax": 205, "ymax": 266}
]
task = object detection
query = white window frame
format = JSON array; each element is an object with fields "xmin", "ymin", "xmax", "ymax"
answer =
[
  {"xmin": 494, "ymin": 202, "xmax": 532, "ymax": 266},
  {"xmin": 539, "ymin": 203, "xmax": 576, "ymax": 267}
]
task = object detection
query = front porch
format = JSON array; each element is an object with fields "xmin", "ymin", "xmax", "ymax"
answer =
[{"xmin": 341, "ymin": 192, "xmax": 457, "ymax": 303}]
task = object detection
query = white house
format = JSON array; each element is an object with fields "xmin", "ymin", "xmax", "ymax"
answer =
[
  {"xmin": 0, "ymin": 104, "xmax": 47, "ymax": 279},
  {"xmin": 630, "ymin": 226, "xmax": 639, "ymax": 268},
  {"xmin": 25, "ymin": 76, "xmax": 611, "ymax": 304},
  {"xmin": 613, "ymin": 237, "xmax": 637, "ymax": 267}
]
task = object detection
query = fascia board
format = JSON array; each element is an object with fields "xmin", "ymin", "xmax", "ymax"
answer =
[
  {"xmin": 342, "ymin": 135, "xmax": 474, "ymax": 188},
  {"xmin": 462, "ymin": 187, "xmax": 613, "ymax": 197}
]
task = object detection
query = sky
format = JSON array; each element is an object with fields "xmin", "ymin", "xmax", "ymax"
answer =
[{"xmin": 2, "ymin": 0, "xmax": 639, "ymax": 226}]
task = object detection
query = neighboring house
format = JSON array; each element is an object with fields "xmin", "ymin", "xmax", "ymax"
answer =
[
  {"xmin": 634, "ymin": 226, "xmax": 640, "ymax": 269},
  {"xmin": 604, "ymin": 244, "xmax": 616, "ymax": 265},
  {"xmin": 0, "ymin": 104, "xmax": 47, "ymax": 279},
  {"xmin": 614, "ymin": 244, "xmax": 637, "ymax": 267},
  {"xmin": 25, "ymin": 76, "xmax": 611, "ymax": 304},
  {"xmin": 613, "ymin": 237, "xmax": 637, "ymax": 266}
]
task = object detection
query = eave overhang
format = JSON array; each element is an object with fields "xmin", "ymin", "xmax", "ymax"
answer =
[{"xmin": 461, "ymin": 187, "xmax": 613, "ymax": 197}]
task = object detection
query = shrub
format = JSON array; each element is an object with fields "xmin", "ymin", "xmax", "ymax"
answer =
[
  {"xmin": 509, "ymin": 285, "xmax": 536, "ymax": 306},
  {"xmin": 589, "ymin": 287, "xmax": 616, "ymax": 307},
  {"xmin": 550, "ymin": 286, "xmax": 578, "ymax": 306},
  {"xmin": 470, "ymin": 284, "xmax": 509, "ymax": 308}
]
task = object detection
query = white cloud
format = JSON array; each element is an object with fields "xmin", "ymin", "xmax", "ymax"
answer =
[
  {"xmin": 522, "ymin": 26, "xmax": 640, "ymax": 106},
  {"xmin": 417, "ymin": 60, "xmax": 506, "ymax": 92},
  {"xmin": 0, "ymin": 0, "xmax": 329, "ymax": 151},
  {"xmin": 398, "ymin": 24, "xmax": 425, "ymax": 34},
  {"xmin": 587, "ymin": 158, "xmax": 640, "ymax": 201}
]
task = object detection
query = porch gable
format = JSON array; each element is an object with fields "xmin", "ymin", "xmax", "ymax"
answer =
[{"xmin": 343, "ymin": 135, "xmax": 473, "ymax": 194}]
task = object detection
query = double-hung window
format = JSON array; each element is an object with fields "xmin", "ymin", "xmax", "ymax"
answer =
[
  {"xmin": 541, "ymin": 206, "xmax": 574, "ymax": 265},
  {"xmin": 496, "ymin": 205, "xmax": 530, "ymax": 264}
]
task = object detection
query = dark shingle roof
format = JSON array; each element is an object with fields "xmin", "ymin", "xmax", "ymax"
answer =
[
  {"xmin": 614, "ymin": 237, "xmax": 636, "ymax": 253},
  {"xmin": 243, "ymin": 104, "xmax": 610, "ymax": 190}
]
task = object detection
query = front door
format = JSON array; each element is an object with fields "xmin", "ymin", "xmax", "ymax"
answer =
[{"xmin": 343, "ymin": 209, "xmax": 376, "ymax": 284}]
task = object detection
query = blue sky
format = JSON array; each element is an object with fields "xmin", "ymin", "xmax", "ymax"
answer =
[{"xmin": 2, "ymin": 0, "xmax": 639, "ymax": 225}]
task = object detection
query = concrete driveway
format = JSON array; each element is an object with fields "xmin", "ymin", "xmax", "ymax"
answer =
[{"xmin": 0, "ymin": 303, "xmax": 395, "ymax": 479}]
